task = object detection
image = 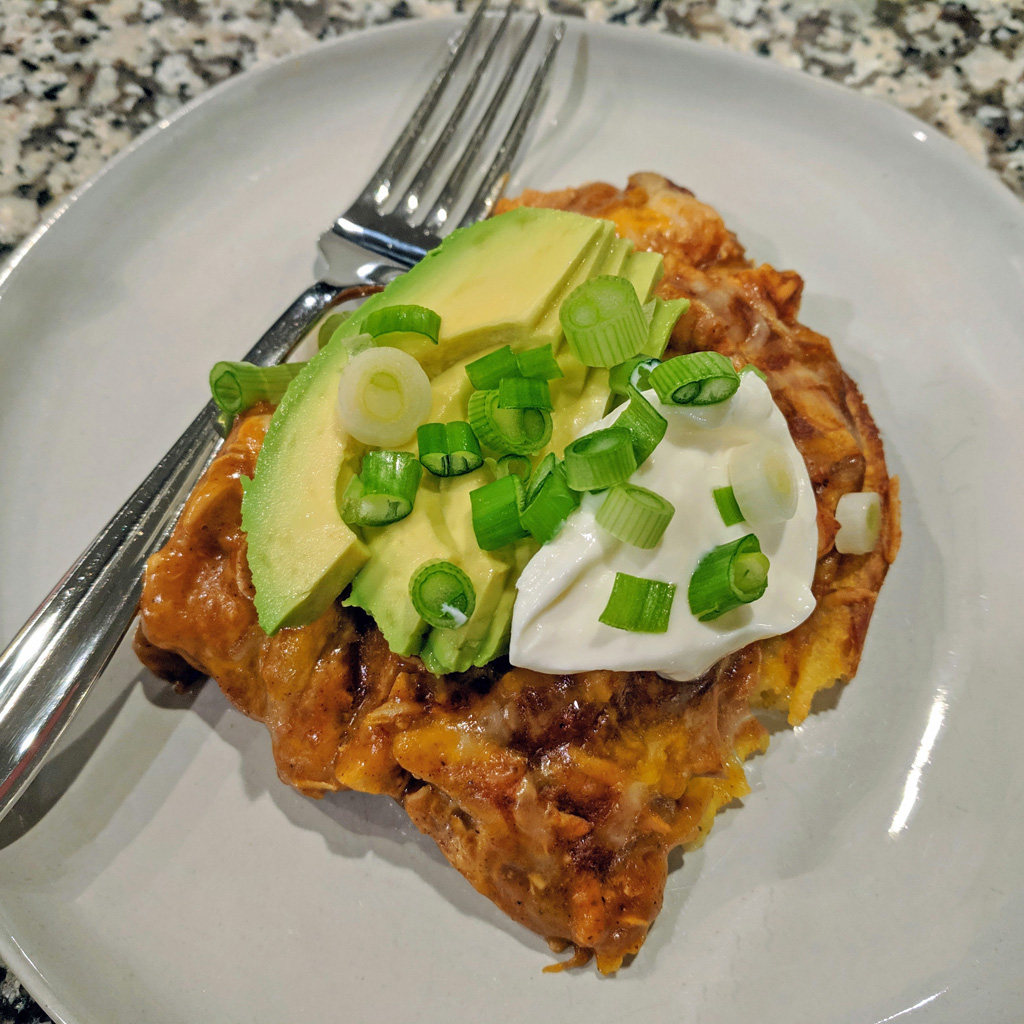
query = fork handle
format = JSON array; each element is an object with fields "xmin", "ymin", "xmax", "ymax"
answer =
[{"xmin": 0, "ymin": 281, "xmax": 348, "ymax": 823}]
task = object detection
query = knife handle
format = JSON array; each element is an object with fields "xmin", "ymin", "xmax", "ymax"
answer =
[{"xmin": 0, "ymin": 281, "xmax": 347, "ymax": 823}]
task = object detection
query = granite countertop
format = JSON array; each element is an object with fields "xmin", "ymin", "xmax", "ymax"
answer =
[
  {"xmin": 0, "ymin": 0, "xmax": 1022, "ymax": 1020},
  {"xmin": 2, "ymin": 0, "xmax": 1023, "ymax": 267}
]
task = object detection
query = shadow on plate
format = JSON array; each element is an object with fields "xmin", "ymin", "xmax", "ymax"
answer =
[
  {"xmin": 0, "ymin": 660, "xmax": 200, "ymax": 852},
  {"xmin": 184, "ymin": 680, "xmax": 558, "ymax": 961}
]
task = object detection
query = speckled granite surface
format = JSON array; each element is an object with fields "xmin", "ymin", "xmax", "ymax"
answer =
[
  {"xmin": 1, "ymin": 0, "xmax": 1023, "ymax": 269},
  {"xmin": 0, "ymin": 0, "xmax": 1022, "ymax": 1019}
]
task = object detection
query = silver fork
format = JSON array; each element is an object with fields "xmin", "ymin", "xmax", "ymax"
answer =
[
  {"xmin": 0, "ymin": 7, "xmax": 564, "ymax": 824},
  {"xmin": 321, "ymin": 2, "xmax": 563, "ymax": 280}
]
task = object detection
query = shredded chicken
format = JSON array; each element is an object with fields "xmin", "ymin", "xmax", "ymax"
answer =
[{"xmin": 135, "ymin": 174, "xmax": 899, "ymax": 972}]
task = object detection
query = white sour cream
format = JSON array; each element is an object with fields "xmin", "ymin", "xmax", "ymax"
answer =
[{"xmin": 509, "ymin": 373, "xmax": 818, "ymax": 680}]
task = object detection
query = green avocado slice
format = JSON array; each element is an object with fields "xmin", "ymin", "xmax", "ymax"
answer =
[
  {"xmin": 240, "ymin": 341, "xmax": 369, "ymax": 634},
  {"xmin": 623, "ymin": 249, "xmax": 664, "ymax": 304},
  {"xmin": 337, "ymin": 206, "xmax": 610, "ymax": 375}
]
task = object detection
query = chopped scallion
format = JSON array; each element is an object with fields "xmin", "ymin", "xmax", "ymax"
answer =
[
  {"xmin": 470, "ymin": 474, "xmax": 529, "ymax": 550},
  {"xmin": 525, "ymin": 452, "xmax": 558, "ymax": 505},
  {"xmin": 466, "ymin": 345, "xmax": 519, "ymax": 390},
  {"xmin": 615, "ymin": 386, "xmax": 667, "ymax": 468},
  {"xmin": 740, "ymin": 363, "xmax": 767, "ymax": 381},
  {"xmin": 409, "ymin": 560, "xmax": 476, "ymax": 629},
  {"xmin": 497, "ymin": 377, "xmax": 552, "ymax": 410},
  {"xmin": 516, "ymin": 344, "xmax": 563, "ymax": 381},
  {"xmin": 688, "ymin": 534, "xmax": 769, "ymax": 621},
  {"xmin": 209, "ymin": 360, "xmax": 305, "ymax": 432},
  {"xmin": 416, "ymin": 421, "xmax": 483, "ymax": 477},
  {"xmin": 336, "ymin": 346, "xmax": 432, "ymax": 446},
  {"xmin": 364, "ymin": 304, "xmax": 441, "ymax": 345},
  {"xmin": 729, "ymin": 442, "xmax": 799, "ymax": 525},
  {"xmin": 520, "ymin": 459, "xmax": 580, "ymax": 544},
  {"xmin": 595, "ymin": 484, "xmax": 675, "ymax": 548},
  {"xmin": 599, "ymin": 572, "xmax": 676, "ymax": 633},
  {"xmin": 340, "ymin": 450, "xmax": 422, "ymax": 527},
  {"xmin": 834, "ymin": 491, "xmax": 882, "ymax": 555},
  {"xmin": 563, "ymin": 427, "xmax": 637, "ymax": 491},
  {"xmin": 609, "ymin": 356, "xmax": 661, "ymax": 397},
  {"xmin": 495, "ymin": 453, "xmax": 532, "ymax": 483},
  {"xmin": 468, "ymin": 389, "xmax": 552, "ymax": 455},
  {"xmin": 559, "ymin": 276, "xmax": 648, "ymax": 367},
  {"xmin": 648, "ymin": 351, "xmax": 740, "ymax": 406},
  {"xmin": 713, "ymin": 485, "xmax": 745, "ymax": 527}
]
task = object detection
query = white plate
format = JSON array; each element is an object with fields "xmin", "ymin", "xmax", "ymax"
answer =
[{"xmin": 2, "ymin": 16, "xmax": 1023, "ymax": 1024}]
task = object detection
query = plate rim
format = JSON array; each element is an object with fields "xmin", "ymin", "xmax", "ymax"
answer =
[
  {"xmin": 1, "ymin": 14, "xmax": 1023, "ymax": 1024},
  {"xmin": 3, "ymin": 15, "xmax": 1022, "ymax": 302}
]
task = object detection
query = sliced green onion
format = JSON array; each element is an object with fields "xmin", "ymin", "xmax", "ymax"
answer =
[
  {"xmin": 834, "ymin": 491, "xmax": 882, "ymax": 555},
  {"xmin": 318, "ymin": 312, "xmax": 350, "ymax": 349},
  {"xmin": 364, "ymin": 304, "xmax": 441, "ymax": 345},
  {"xmin": 336, "ymin": 346, "xmax": 432, "ymax": 446},
  {"xmin": 495, "ymin": 453, "xmax": 532, "ymax": 483},
  {"xmin": 564, "ymin": 427, "xmax": 637, "ymax": 491},
  {"xmin": 559, "ymin": 275, "xmax": 648, "ymax": 367},
  {"xmin": 643, "ymin": 297, "xmax": 689, "ymax": 358},
  {"xmin": 729, "ymin": 442, "xmax": 799, "ymax": 525},
  {"xmin": 470, "ymin": 474, "xmax": 529, "ymax": 550},
  {"xmin": 467, "ymin": 389, "xmax": 552, "ymax": 455},
  {"xmin": 688, "ymin": 534, "xmax": 769, "ymax": 621},
  {"xmin": 649, "ymin": 351, "xmax": 740, "ymax": 406},
  {"xmin": 520, "ymin": 459, "xmax": 580, "ymax": 544},
  {"xmin": 484, "ymin": 454, "xmax": 532, "ymax": 482},
  {"xmin": 615, "ymin": 386, "xmax": 667, "ymax": 468},
  {"xmin": 595, "ymin": 484, "xmax": 675, "ymax": 548},
  {"xmin": 713, "ymin": 485, "xmax": 745, "ymax": 527},
  {"xmin": 417, "ymin": 422, "xmax": 449, "ymax": 476},
  {"xmin": 497, "ymin": 377, "xmax": 552, "ymax": 410},
  {"xmin": 409, "ymin": 560, "xmax": 476, "ymax": 629},
  {"xmin": 599, "ymin": 572, "xmax": 676, "ymax": 633},
  {"xmin": 210, "ymin": 360, "xmax": 305, "ymax": 432},
  {"xmin": 466, "ymin": 345, "xmax": 519, "ymax": 390},
  {"xmin": 340, "ymin": 450, "xmax": 422, "ymax": 527},
  {"xmin": 525, "ymin": 452, "xmax": 558, "ymax": 504},
  {"xmin": 740, "ymin": 363, "xmax": 767, "ymax": 381},
  {"xmin": 444, "ymin": 421, "xmax": 484, "ymax": 475},
  {"xmin": 516, "ymin": 343, "xmax": 563, "ymax": 381},
  {"xmin": 339, "ymin": 332, "xmax": 376, "ymax": 359},
  {"xmin": 416, "ymin": 421, "xmax": 483, "ymax": 477},
  {"xmin": 609, "ymin": 356, "xmax": 661, "ymax": 397}
]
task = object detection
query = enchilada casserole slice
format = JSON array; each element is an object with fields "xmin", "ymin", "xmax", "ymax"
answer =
[{"xmin": 134, "ymin": 173, "xmax": 900, "ymax": 972}]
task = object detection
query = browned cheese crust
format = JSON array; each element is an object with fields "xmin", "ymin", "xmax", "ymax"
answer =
[{"xmin": 134, "ymin": 174, "xmax": 900, "ymax": 973}]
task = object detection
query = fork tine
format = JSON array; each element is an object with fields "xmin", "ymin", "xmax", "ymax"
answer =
[
  {"xmin": 353, "ymin": 0, "xmax": 491, "ymax": 209},
  {"xmin": 420, "ymin": 11, "xmax": 542, "ymax": 234},
  {"xmin": 399, "ymin": 3, "xmax": 518, "ymax": 218},
  {"xmin": 457, "ymin": 20, "xmax": 565, "ymax": 229}
]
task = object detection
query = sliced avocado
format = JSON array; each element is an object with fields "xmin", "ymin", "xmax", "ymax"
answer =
[
  {"xmin": 420, "ymin": 542, "xmax": 533, "ymax": 675},
  {"xmin": 603, "ymin": 235, "xmax": 635, "ymax": 278},
  {"xmin": 338, "ymin": 207, "xmax": 609, "ymax": 375},
  {"xmin": 531, "ymin": 219, "xmax": 617, "ymax": 349},
  {"xmin": 623, "ymin": 249, "xmax": 664, "ymax": 304},
  {"xmin": 342, "ymin": 519, "xmax": 428, "ymax": 656},
  {"xmin": 240, "ymin": 342, "xmax": 369, "ymax": 634},
  {"xmin": 244, "ymin": 207, "xmax": 605, "ymax": 636}
]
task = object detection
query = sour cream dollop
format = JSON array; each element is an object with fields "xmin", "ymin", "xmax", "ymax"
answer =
[{"xmin": 508, "ymin": 373, "xmax": 818, "ymax": 680}]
